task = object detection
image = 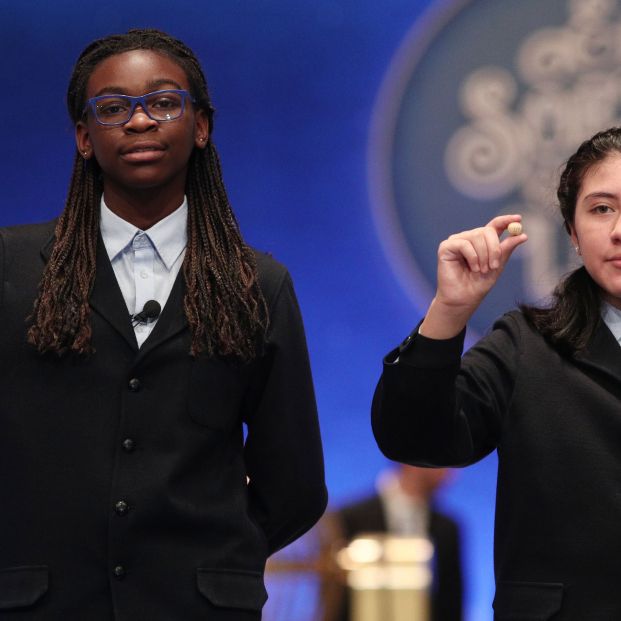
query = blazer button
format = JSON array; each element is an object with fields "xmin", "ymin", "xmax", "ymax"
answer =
[
  {"xmin": 128, "ymin": 378, "xmax": 141, "ymax": 392},
  {"xmin": 113, "ymin": 565, "xmax": 126, "ymax": 579},
  {"xmin": 115, "ymin": 500, "xmax": 129, "ymax": 516},
  {"xmin": 122, "ymin": 438, "xmax": 136, "ymax": 452}
]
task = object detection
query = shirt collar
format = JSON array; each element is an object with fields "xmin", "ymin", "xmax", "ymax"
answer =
[
  {"xmin": 601, "ymin": 301, "xmax": 621, "ymax": 345},
  {"xmin": 100, "ymin": 196, "xmax": 188, "ymax": 270},
  {"xmin": 376, "ymin": 469, "xmax": 429, "ymax": 536}
]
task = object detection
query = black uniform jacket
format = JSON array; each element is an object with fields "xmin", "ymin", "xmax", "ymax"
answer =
[
  {"xmin": 0, "ymin": 221, "xmax": 327, "ymax": 620},
  {"xmin": 372, "ymin": 311, "xmax": 621, "ymax": 621},
  {"xmin": 338, "ymin": 496, "xmax": 463, "ymax": 621}
]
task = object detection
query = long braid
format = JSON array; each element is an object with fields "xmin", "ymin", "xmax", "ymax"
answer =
[
  {"xmin": 28, "ymin": 155, "xmax": 101, "ymax": 354},
  {"xmin": 185, "ymin": 144, "xmax": 267, "ymax": 358},
  {"xmin": 28, "ymin": 29, "xmax": 267, "ymax": 359}
]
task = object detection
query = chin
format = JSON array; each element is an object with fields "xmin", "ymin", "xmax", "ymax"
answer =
[{"xmin": 122, "ymin": 173, "xmax": 180, "ymax": 192}]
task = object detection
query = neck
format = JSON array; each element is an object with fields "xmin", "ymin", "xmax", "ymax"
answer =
[
  {"xmin": 102, "ymin": 184, "xmax": 185, "ymax": 230},
  {"xmin": 398, "ymin": 480, "xmax": 425, "ymax": 501}
]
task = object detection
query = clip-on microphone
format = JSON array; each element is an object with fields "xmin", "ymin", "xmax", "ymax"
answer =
[{"xmin": 132, "ymin": 300, "xmax": 162, "ymax": 327}]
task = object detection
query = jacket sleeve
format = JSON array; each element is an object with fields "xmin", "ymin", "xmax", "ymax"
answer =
[
  {"xmin": 243, "ymin": 270, "xmax": 327, "ymax": 554},
  {"xmin": 372, "ymin": 313, "xmax": 523, "ymax": 467},
  {"xmin": 0, "ymin": 230, "xmax": 4, "ymax": 311}
]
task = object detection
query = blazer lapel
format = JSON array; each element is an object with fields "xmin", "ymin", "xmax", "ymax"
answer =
[
  {"xmin": 573, "ymin": 320, "xmax": 621, "ymax": 390},
  {"xmin": 89, "ymin": 235, "xmax": 138, "ymax": 351},
  {"xmin": 41, "ymin": 232, "xmax": 188, "ymax": 358},
  {"xmin": 135, "ymin": 269, "xmax": 188, "ymax": 362}
]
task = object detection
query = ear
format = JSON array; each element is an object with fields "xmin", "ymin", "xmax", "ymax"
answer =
[
  {"xmin": 194, "ymin": 109, "xmax": 210, "ymax": 150},
  {"xmin": 567, "ymin": 222, "xmax": 578, "ymax": 246},
  {"xmin": 567, "ymin": 222, "xmax": 581, "ymax": 255},
  {"xmin": 75, "ymin": 120, "xmax": 93, "ymax": 160}
]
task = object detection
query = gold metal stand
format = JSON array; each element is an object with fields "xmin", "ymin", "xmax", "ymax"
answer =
[{"xmin": 336, "ymin": 535, "xmax": 433, "ymax": 621}]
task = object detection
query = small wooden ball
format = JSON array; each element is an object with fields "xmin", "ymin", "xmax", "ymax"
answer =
[{"xmin": 507, "ymin": 222, "xmax": 522, "ymax": 236}]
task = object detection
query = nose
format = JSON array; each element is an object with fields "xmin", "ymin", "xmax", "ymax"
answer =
[
  {"xmin": 124, "ymin": 102, "xmax": 158, "ymax": 132},
  {"xmin": 611, "ymin": 214, "xmax": 621, "ymax": 242}
]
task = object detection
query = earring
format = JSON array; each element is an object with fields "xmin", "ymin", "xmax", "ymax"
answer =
[{"xmin": 575, "ymin": 245, "xmax": 581, "ymax": 255}]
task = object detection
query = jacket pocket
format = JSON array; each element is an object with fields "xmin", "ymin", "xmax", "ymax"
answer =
[
  {"xmin": 196, "ymin": 568, "xmax": 267, "ymax": 611},
  {"xmin": 493, "ymin": 581, "xmax": 563, "ymax": 620},
  {"xmin": 0, "ymin": 566, "xmax": 48, "ymax": 610},
  {"xmin": 188, "ymin": 358, "xmax": 246, "ymax": 432}
]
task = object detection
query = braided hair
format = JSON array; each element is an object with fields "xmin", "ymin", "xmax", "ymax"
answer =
[{"xmin": 28, "ymin": 29, "xmax": 268, "ymax": 360}]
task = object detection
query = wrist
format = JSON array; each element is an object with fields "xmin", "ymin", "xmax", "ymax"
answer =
[{"xmin": 419, "ymin": 297, "xmax": 475, "ymax": 340}]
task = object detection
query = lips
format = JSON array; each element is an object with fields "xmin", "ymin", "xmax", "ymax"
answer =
[{"xmin": 120, "ymin": 141, "xmax": 166, "ymax": 163}]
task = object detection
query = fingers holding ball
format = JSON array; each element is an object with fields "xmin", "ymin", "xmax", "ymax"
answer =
[{"xmin": 507, "ymin": 221, "xmax": 523, "ymax": 236}]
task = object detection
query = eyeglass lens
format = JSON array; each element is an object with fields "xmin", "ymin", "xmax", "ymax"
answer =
[{"xmin": 95, "ymin": 91, "xmax": 185, "ymax": 124}]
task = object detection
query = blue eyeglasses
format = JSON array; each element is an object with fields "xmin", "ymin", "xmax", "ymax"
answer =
[{"xmin": 84, "ymin": 89, "xmax": 196, "ymax": 126}]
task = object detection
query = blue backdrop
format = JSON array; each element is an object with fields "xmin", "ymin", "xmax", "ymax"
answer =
[{"xmin": 0, "ymin": 1, "xmax": 511, "ymax": 618}]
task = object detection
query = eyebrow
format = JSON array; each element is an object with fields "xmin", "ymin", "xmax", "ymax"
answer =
[
  {"xmin": 582, "ymin": 191, "xmax": 618, "ymax": 201},
  {"xmin": 92, "ymin": 78, "xmax": 185, "ymax": 98}
]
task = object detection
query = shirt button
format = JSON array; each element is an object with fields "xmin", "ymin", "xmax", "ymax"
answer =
[
  {"xmin": 122, "ymin": 438, "xmax": 136, "ymax": 452},
  {"xmin": 140, "ymin": 270, "xmax": 149, "ymax": 279},
  {"xmin": 128, "ymin": 378, "xmax": 141, "ymax": 392},
  {"xmin": 113, "ymin": 565, "xmax": 126, "ymax": 579},
  {"xmin": 115, "ymin": 500, "xmax": 129, "ymax": 516}
]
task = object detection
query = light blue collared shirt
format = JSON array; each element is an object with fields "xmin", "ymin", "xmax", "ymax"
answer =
[
  {"xmin": 100, "ymin": 197, "xmax": 187, "ymax": 347},
  {"xmin": 601, "ymin": 301, "xmax": 621, "ymax": 346}
]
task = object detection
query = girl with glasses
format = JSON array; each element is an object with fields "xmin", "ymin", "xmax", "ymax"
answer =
[{"xmin": 0, "ymin": 28, "xmax": 326, "ymax": 620}]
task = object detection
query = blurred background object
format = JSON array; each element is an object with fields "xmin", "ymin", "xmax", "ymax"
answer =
[
  {"xmin": 335, "ymin": 466, "xmax": 462, "ymax": 621},
  {"xmin": 337, "ymin": 534, "xmax": 434, "ymax": 621},
  {"xmin": 263, "ymin": 465, "xmax": 460, "ymax": 621}
]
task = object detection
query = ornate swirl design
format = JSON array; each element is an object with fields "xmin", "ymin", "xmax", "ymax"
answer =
[{"xmin": 370, "ymin": 0, "xmax": 621, "ymax": 332}]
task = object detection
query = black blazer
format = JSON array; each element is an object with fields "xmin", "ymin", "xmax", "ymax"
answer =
[
  {"xmin": 337, "ymin": 496, "xmax": 462, "ymax": 621},
  {"xmin": 0, "ymin": 221, "xmax": 327, "ymax": 620},
  {"xmin": 373, "ymin": 311, "xmax": 621, "ymax": 620}
]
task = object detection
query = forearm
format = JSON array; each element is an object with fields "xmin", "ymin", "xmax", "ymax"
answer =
[
  {"xmin": 372, "ymin": 332, "xmax": 475, "ymax": 466},
  {"xmin": 244, "ymin": 266, "xmax": 327, "ymax": 554},
  {"xmin": 247, "ymin": 477, "xmax": 327, "ymax": 554},
  {"xmin": 374, "ymin": 313, "xmax": 520, "ymax": 467}
]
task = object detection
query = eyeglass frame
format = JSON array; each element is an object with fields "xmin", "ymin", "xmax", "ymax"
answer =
[{"xmin": 83, "ymin": 89, "xmax": 197, "ymax": 127}]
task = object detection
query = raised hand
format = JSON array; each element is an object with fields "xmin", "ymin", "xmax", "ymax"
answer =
[{"xmin": 419, "ymin": 215, "xmax": 527, "ymax": 339}]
